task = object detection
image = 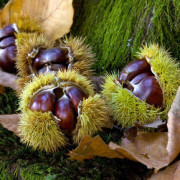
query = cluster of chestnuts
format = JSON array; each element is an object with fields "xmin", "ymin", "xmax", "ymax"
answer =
[
  {"xmin": 118, "ymin": 58, "xmax": 163, "ymax": 108},
  {"xmin": 0, "ymin": 24, "xmax": 17, "ymax": 73},
  {"xmin": 0, "ymin": 18, "xmax": 179, "ymax": 152},
  {"xmin": 29, "ymin": 85, "xmax": 87, "ymax": 131},
  {"xmin": 18, "ymin": 70, "xmax": 110, "ymax": 152}
]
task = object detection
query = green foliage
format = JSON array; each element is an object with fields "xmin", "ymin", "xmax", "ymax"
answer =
[{"xmin": 72, "ymin": 0, "xmax": 180, "ymax": 73}]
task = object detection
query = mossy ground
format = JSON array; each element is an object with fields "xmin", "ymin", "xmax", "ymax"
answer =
[
  {"xmin": 72, "ymin": 0, "xmax": 180, "ymax": 73},
  {"xmin": 0, "ymin": 0, "xmax": 180, "ymax": 179}
]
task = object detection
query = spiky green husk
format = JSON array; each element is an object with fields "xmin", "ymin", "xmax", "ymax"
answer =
[
  {"xmin": 73, "ymin": 94, "xmax": 111, "ymax": 143},
  {"xmin": 102, "ymin": 75, "xmax": 162, "ymax": 127},
  {"xmin": 137, "ymin": 44, "xmax": 180, "ymax": 118},
  {"xmin": 18, "ymin": 70, "xmax": 104, "ymax": 152},
  {"xmin": 60, "ymin": 36, "xmax": 95, "ymax": 78},
  {"xmin": 19, "ymin": 110, "xmax": 67, "ymax": 153},
  {"xmin": 16, "ymin": 15, "xmax": 43, "ymax": 33},
  {"xmin": 56, "ymin": 70, "xmax": 95, "ymax": 96},
  {"xmin": 15, "ymin": 32, "xmax": 54, "ymax": 90}
]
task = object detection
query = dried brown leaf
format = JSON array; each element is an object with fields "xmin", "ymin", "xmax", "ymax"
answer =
[
  {"xmin": 150, "ymin": 160, "xmax": 180, "ymax": 180},
  {"xmin": 0, "ymin": 0, "xmax": 74, "ymax": 40},
  {"xmin": 68, "ymin": 136, "xmax": 123, "ymax": 161},
  {"xmin": 68, "ymin": 133, "xmax": 169, "ymax": 170},
  {"xmin": 166, "ymin": 87, "xmax": 180, "ymax": 162},
  {"xmin": 0, "ymin": 71, "xmax": 19, "ymax": 91},
  {"xmin": 0, "ymin": 114, "xmax": 20, "ymax": 136}
]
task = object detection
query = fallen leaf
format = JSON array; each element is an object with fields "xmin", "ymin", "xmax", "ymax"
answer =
[
  {"xmin": 0, "ymin": 114, "xmax": 20, "ymax": 136},
  {"xmin": 150, "ymin": 160, "xmax": 180, "ymax": 180},
  {"xmin": 0, "ymin": 85, "xmax": 5, "ymax": 95},
  {"xmin": 0, "ymin": 71, "xmax": 19, "ymax": 91},
  {"xmin": 166, "ymin": 87, "xmax": 180, "ymax": 162},
  {"xmin": 68, "ymin": 133, "xmax": 169, "ymax": 170},
  {"xmin": 68, "ymin": 136, "xmax": 123, "ymax": 161},
  {"xmin": 0, "ymin": 0, "xmax": 74, "ymax": 40}
]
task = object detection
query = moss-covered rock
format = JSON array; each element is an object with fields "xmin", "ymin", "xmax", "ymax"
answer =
[{"xmin": 72, "ymin": 0, "xmax": 180, "ymax": 73}]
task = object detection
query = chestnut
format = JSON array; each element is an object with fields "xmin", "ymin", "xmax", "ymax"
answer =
[
  {"xmin": 0, "ymin": 24, "xmax": 17, "ymax": 73},
  {"xmin": 55, "ymin": 95, "xmax": 76, "ymax": 131},
  {"xmin": 66, "ymin": 86, "xmax": 87, "ymax": 112},
  {"xmin": 29, "ymin": 90, "xmax": 56, "ymax": 112},
  {"xmin": 0, "ymin": 37, "xmax": 15, "ymax": 48},
  {"xmin": 130, "ymin": 76, "xmax": 163, "ymax": 108},
  {"xmin": 0, "ymin": 24, "xmax": 17, "ymax": 40},
  {"xmin": 118, "ymin": 58, "xmax": 163, "ymax": 107},
  {"xmin": 33, "ymin": 48, "xmax": 68, "ymax": 71},
  {"xmin": 119, "ymin": 58, "xmax": 151, "ymax": 83},
  {"xmin": 38, "ymin": 64, "xmax": 66, "ymax": 75},
  {"xmin": 0, "ymin": 45, "xmax": 17, "ymax": 73}
]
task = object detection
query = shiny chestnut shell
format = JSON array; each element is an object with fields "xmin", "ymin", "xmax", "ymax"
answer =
[
  {"xmin": 118, "ymin": 58, "xmax": 163, "ymax": 108},
  {"xmin": 0, "ymin": 24, "xmax": 17, "ymax": 73},
  {"xmin": 38, "ymin": 64, "xmax": 66, "ymax": 75},
  {"xmin": 33, "ymin": 48, "xmax": 68, "ymax": 70},
  {"xmin": 119, "ymin": 58, "xmax": 151, "ymax": 83},
  {"xmin": 55, "ymin": 95, "xmax": 76, "ymax": 131},
  {"xmin": 0, "ymin": 24, "xmax": 16, "ymax": 40},
  {"xmin": 0, "ymin": 45, "xmax": 17, "ymax": 73},
  {"xmin": 29, "ymin": 91, "xmax": 56, "ymax": 112},
  {"xmin": 66, "ymin": 86, "xmax": 87, "ymax": 112}
]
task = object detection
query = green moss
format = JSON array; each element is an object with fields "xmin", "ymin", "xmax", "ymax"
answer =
[{"xmin": 72, "ymin": 0, "xmax": 180, "ymax": 73}]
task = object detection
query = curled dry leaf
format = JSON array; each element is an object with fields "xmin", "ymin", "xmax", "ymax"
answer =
[
  {"xmin": 0, "ymin": 114, "xmax": 20, "ymax": 136},
  {"xmin": 0, "ymin": 0, "xmax": 74, "ymax": 40},
  {"xmin": 68, "ymin": 133, "xmax": 169, "ymax": 170},
  {"xmin": 0, "ymin": 71, "xmax": 19, "ymax": 91},
  {"xmin": 166, "ymin": 87, "xmax": 180, "ymax": 162},
  {"xmin": 150, "ymin": 160, "xmax": 180, "ymax": 180},
  {"xmin": 69, "ymin": 87, "xmax": 180, "ymax": 171}
]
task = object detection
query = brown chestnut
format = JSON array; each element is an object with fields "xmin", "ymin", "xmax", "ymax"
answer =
[
  {"xmin": 0, "ymin": 45, "xmax": 17, "ymax": 73},
  {"xmin": 66, "ymin": 86, "xmax": 87, "ymax": 112},
  {"xmin": 55, "ymin": 95, "xmax": 76, "ymax": 131},
  {"xmin": 38, "ymin": 64, "xmax": 66, "ymax": 75},
  {"xmin": 0, "ymin": 37, "xmax": 15, "ymax": 48},
  {"xmin": 33, "ymin": 48, "xmax": 68, "ymax": 70},
  {"xmin": 0, "ymin": 24, "xmax": 17, "ymax": 40},
  {"xmin": 118, "ymin": 58, "xmax": 163, "ymax": 107},
  {"xmin": 131, "ymin": 76, "xmax": 163, "ymax": 108},
  {"xmin": 0, "ymin": 24, "xmax": 17, "ymax": 73},
  {"xmin": 119, "ymin": 58, "xmax": 151, "ymax": 83},
  {"xmin": 29, "ymin": 90, "xmax": 56, "ymax": 112}
]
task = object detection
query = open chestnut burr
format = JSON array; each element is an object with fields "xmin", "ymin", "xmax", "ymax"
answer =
[
  {"xmin": 18, "ymin": 70, "xmax": 110, "ymax": 152},
  {"xmin": 102, "ymin": 44, "xmax": 180, "ymax": 127},
  {"xmin": 0, "ymin": 24, "xmax": 18, "ymax": 73},
  {"xmin": 16, "ymin": 34, "xmax": 95, "ymax": 90},
  {"xmin": 29, "ymin": 85, "xmax": 87, "ymax": 131}
]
